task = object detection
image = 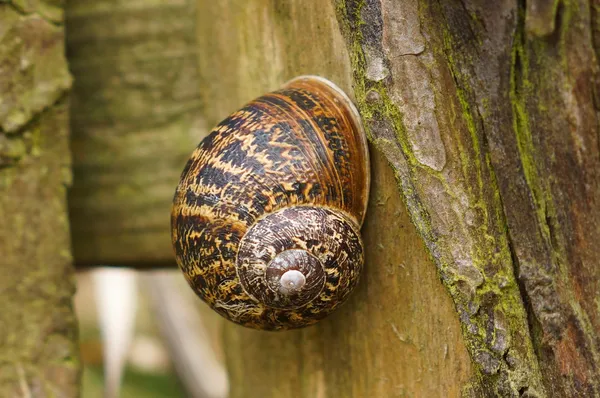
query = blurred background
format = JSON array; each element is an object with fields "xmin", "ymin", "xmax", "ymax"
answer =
[
  {"xmin": 75, "ymin": 269, "xmax": 228, "ymax": 398},
  {"xmin": 76, "ymin": 271, "xmax": 184, "ymax": 398}
]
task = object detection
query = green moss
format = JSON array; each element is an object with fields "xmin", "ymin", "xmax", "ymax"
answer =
[
  {"xmin": 334, "ymin": 1, "xmax": 438, "ymax": 242},
  {"xmin": 438, "ymin": 27, "xmax": 486, "ymax": 202},
  {"xmin": 335, "ymin": 0, "xmax": 549, "ymax": 393},
  {"xmin": 510, "ymin": 7, "xmax": 559, "ymax": 257},
  {"xmin": 82, "ymin": 365, "xmax": 185, "ymax": 398}
]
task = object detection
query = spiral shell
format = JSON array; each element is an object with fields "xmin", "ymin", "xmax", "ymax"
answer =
[{"xmin": 171, "ymin": 76, "xmax": 370, "ymax": 330}]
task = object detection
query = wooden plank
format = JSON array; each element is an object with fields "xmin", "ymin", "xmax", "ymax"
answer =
[{"xmin": 65, "ymin": 0, "xmax": 204, "ymax": 267}]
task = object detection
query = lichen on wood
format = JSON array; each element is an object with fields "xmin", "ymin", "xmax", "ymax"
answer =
[
  {"xmin": 0, "ymin": 2, "xmax": 79, "ymax": 395},
  {"xmin": 336, "ymin": 0, "xmax": 600, "ymax": 395}
]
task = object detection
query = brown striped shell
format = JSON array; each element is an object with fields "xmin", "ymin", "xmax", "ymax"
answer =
[{"xmin": 171, "ymin": 76, "xmax": 370, "ymax": 330}]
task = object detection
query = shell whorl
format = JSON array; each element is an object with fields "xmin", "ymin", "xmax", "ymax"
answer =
[
  {"xmin": 171, "ymin": 76, "xmax": 369, "ymax": 330},
  {"xmin": 237, "ymin": 206, "xmax": 363, "ymax": 310}
]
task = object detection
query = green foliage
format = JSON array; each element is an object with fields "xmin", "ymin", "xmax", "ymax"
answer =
[{"xmin": 82, "ymin": 366, "xmax": 185, "ymax": 398}]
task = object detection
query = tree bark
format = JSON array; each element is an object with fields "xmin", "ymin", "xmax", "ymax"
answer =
[
  {"xmin": 196, "ymin": 0, "xmax": 600, "ymax": 397},
  {"xmin": 338, "ymin": 0, "xmax": 600, "ymax": 395},
  {"xmin": 0, "ymin": 1, "xmax": 79, "ymax": 396}
]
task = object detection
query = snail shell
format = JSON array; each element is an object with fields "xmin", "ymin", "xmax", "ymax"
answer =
[{"xmin": 171, "ymin": 76, "xmax": 370, "ymax": 330}]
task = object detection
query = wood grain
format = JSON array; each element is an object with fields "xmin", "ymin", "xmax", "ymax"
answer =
[
  {"xmin": 194, "ymin": 0, "xmax": 474, "ymax": 396},
  {"xmin": 66, "ymin": 0, "xmax": 204, "ymax": 267}
]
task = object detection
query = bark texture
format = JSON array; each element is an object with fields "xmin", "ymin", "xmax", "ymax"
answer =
[
  {"xmin": 61, "ymin": 0, "xmax": 599, "ymax": 395},
  {"xmin": 0, "ymin": 1, "xmax": 79, "ymax": 396},
  {"xmin": 196, "ymin": 0, "xmax": 599, "ymax": 396},
  {"xmin": 66, "ymin": 0, "xmax": 204, "ymax": 267},
  {"xmin": 337, "ymin": 0, "xmax": 600, "ymax": 395}
]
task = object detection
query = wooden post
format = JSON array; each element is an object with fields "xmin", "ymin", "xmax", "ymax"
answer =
[
  {"xmin": 194, "ymin": 1, "xmax": 473, "ymax": 396},
  {"xmin": 0, "ymin": 2, "xmax": 79, "ymax": 396},
  {"xmin": 194, "ymin": 0, "xmax": 600, "ymax": 396}
]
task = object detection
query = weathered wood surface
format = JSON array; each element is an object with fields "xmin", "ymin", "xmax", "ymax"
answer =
[
  {"xmin": 66, "ymin": 0, "xmax": 204, "ymax": 267},
  {"xmin": 0, "ymin": 1, "xmax": 79, "ymax": 396},
  {"xmin": 60, "ymin": 0, "xmax": 600, "ymax": 395},
  {"xmin": 196, "ymin": 1, "xmax": 474, "ymax": 396},
  {"xmin": 197, "ymin": 0, "xmax": 600, "ymax": 396},
  {"xmin": 338, "ymin": 0, "xmax": 600, "ymax": 395}
]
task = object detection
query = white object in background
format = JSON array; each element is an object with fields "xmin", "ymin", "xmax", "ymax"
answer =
[
  {"xmin": 144, "ymin": 271, "xmax": 229, "ymax": 398},
  {"xmin": 92, "ymin": 267, "xmax": 138, "ymax": 398},
  {"xmin": 128, "ymin": 334, "xmax": 171, "ymax": 373}
]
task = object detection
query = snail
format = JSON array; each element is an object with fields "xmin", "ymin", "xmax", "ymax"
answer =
[{"xmin": 171, "ymin": 76, "xmax": 370, "ymax": 330}]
